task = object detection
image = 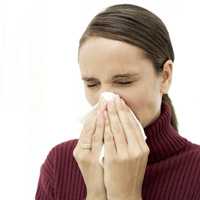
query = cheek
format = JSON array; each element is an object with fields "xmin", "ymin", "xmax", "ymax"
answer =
[
  {"xmin": 125, "ymin": 94, "xmax": 147, "ymax": 111},
  {"xmin": 84, "ymin": 91, "xmax": 94, "ymax": 106},
  {"xmin": 125, "ymin": 98, "xmax": 151, "ymax": 125},
  {"xmin": 130, "ymin": 99, "xmax": 147, "ymax": 109},
  {"xmin": 125, "ymin": 95, "xmax": 160, "ymax": 128},
  {"xmin": 129, "ymin": 101, "xmax": 146, "ymax": 120},
  {"xmin": 126, "ymin": 85, "xmax": 157, "ymax": 111}
]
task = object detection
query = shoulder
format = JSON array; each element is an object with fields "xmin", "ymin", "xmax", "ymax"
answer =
[
  {"xmin": 39, "ymin": 138, "xmax": 80, "ymax": 183},
  {"xmin": 185, "ymin": 141, "xmax": 200, "ymax": 156},
  {"xmin": 48, "ymin": 139, "xmax": 84, "ymax": 189},
  {"xmin": 179, "ymin": 142, "xmax": 200, "ymax": 174},
  {"xmin": 36, "ymin": 139, "xmax": 80, "ymax": 199},
  {"xmin": 51, "ymin": 138, "xmax": 79, "ymax": 155},
  {"xmin": 40, "ymin": 138, "xmax": 79, "ymax": 170},
  {"xmin": 181, "ymin": 141, "xmax": 200, "ymax": 159},
  {"xmin": 46, "ymin": 138, "xmax": 79, "ymax": 167}
]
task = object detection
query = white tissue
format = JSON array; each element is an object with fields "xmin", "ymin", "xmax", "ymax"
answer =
[{"xmin": 79, "ymin": 92, "xmax": 146, "ymax": 168}]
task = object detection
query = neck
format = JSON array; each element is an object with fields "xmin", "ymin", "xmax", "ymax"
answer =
[{"xmin": 144, "ymin": 101, "xmax": 188, "ymax": 164}]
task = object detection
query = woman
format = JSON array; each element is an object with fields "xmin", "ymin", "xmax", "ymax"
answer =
[{"xmin": 35, "ymin": 4, "xmax": 200, "ymax": 200}]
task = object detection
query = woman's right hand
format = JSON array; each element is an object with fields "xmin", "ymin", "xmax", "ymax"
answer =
[{"xmin": 73, "ymin": 98, "xmax": 107, "ymax": 200}]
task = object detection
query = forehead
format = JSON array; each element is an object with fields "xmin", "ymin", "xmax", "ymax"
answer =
[{"xmin": 79, "ymin": 37, "xmax": 151, "ymax": 78}]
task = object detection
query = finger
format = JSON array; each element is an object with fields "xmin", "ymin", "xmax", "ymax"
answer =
[
  {"xmin": 107, "ymin": 99, "xmax": 128, "ymax": 156},
  {"xmin": 78, "ymin": 97, "xmax": 104, "ymax": 144},
  {"xmin": 77, "ymin": 109, "xmax": 97, "ymax": 151},
  {"xmin": 120, "ymin": 98, "xmax": 148, "ymax": 152},
  {"xmin": 104, "ymin": 110, "xmax": 116, "ymax": 161},
  {"xmin": 98, "ymin": 96, "xmax": 108, "ymax": 112},
  {"xmin": 126, "ymin": 105, "xmax": 146, "ymax": 142},
  {"xmin": 115, "ymin": 96, "xmax": 141, "ymax": 154},
  {"xmin": 139, "ymin": 152, "xmax": 149, "ymax": 180},
  {"xmin": 92, "ymin": 110, "xmax": 105, "ymax": 154}
]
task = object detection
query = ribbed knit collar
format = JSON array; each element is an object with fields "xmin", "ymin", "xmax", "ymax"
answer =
[{"xmin": 144, "ymin": 101, "xmax": 188, "ymax": 164}]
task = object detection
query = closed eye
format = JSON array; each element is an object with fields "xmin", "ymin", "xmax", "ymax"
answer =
[{"xmin": 86, "ymin": 81, "xmax": 133, "ymax": 88}]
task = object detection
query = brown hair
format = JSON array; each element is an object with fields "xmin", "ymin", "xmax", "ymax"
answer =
[{"xmin": 78, "ymin": 4, "xmax": 178, "ymax": 131}]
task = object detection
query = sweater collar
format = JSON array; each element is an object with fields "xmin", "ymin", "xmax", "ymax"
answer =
[{"xmin": 144, "ymin": 101, "xmax": 188, "ymax": 164}]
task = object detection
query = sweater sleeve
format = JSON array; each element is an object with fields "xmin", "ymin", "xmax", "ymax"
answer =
[{"xmin": 35, "ymin": 146, "xmax": 56, "ymax": 200}]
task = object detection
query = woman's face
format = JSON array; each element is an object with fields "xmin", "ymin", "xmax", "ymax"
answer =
[{"xmin": 78, "ymin": 37, "xmax": 172, "ymax": 128}]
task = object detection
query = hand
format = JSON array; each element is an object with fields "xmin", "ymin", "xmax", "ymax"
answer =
[
  {"xmin": 73, "ymin": 98, "xmax": 107, "ymax": 200},
  {"xmin": 103, "ymin": 96, "xmax": 150, "ymax": 200}
]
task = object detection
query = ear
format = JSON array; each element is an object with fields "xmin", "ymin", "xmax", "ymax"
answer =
[{"xmin": 160, "ymin": 59, "xmax": 173, "ymax": 94}]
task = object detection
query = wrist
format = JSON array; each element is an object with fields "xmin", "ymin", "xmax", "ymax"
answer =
[
  {"xmin": 109, "ymin": 199, "xmax": 141, "ymax": 200},
  {"xmin": 86, "ymin": 194, "xmax": 107, "ymax": 200},
  {"xmin": 86, "ymin": 197, "xmax": 107, "ymax": 200},
  {"xmin": 107, "ymin": 196, "xmax": 142, "ymax": 200}
]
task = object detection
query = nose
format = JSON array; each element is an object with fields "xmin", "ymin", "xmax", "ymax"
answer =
[
  {"xmin": 94, "ymin": 84, "xmax": 123, "ymax": 106},
  {"xmin": 96, "ymin": 91, "xmax": 117, "ymax": 112},
  {"xmin": 98, "ymin": 83, "xmax": 118, "ymax": 96},
  {"xmin": 98, "ymin": 89, "xmax": 119, "ymax": 101},
  {"xmin": 97, "ymin": 92, "xmax": 122, "ymax": 111}
]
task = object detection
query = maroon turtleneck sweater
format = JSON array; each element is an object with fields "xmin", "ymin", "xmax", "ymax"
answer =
[{"xmin": 35, "ymin": 102, "xmax": 200, "ymax": 200}]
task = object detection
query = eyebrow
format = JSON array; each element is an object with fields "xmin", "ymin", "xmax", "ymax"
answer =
[{"xmin": 81, "ymin": 73, "xmax": 139, "ymax": 81}]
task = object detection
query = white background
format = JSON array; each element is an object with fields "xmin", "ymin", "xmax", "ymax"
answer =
[{"xmin": 0, "ymin": 0, "xmax": 200, "ymax": 199}]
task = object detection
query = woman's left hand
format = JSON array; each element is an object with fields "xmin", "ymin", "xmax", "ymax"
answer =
[{"xmin": 103, "ymin": 96, "xmax": 150, "ymax": 200}]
